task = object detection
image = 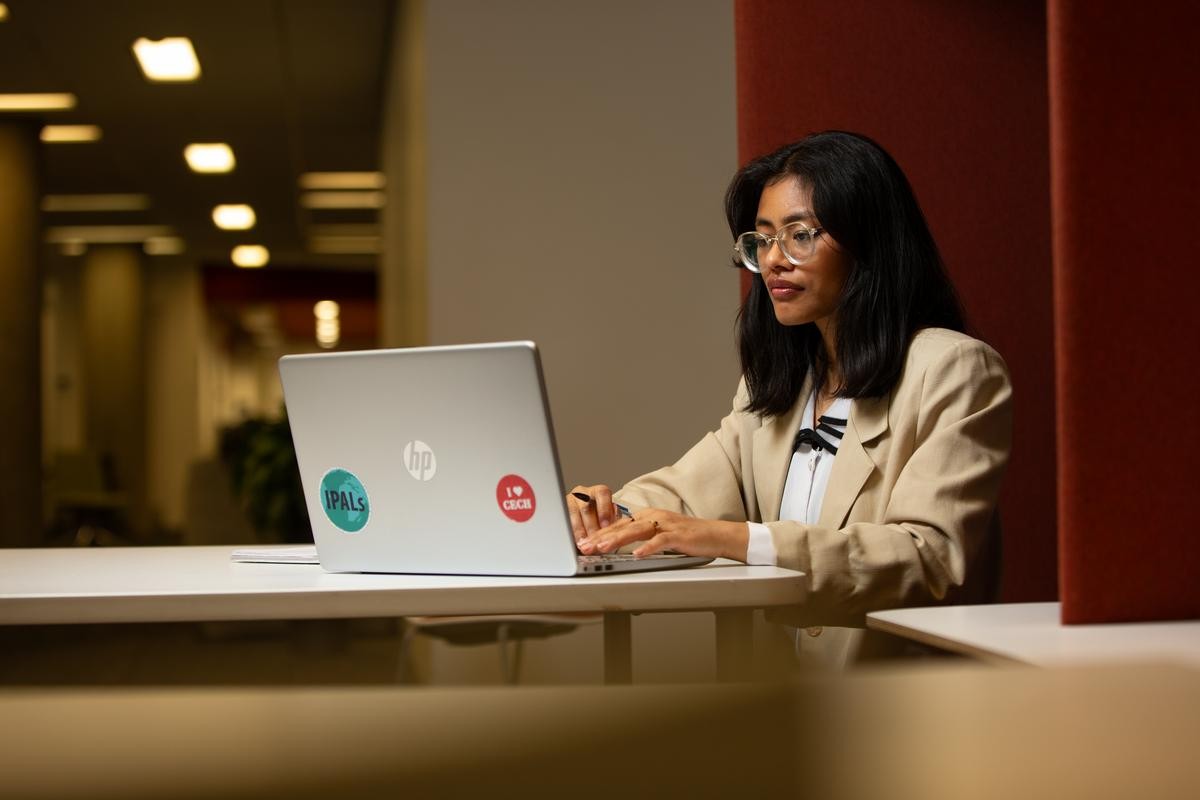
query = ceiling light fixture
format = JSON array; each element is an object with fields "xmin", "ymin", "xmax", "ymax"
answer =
[
  {"xmin": 0, "ymin": 93, "xmax": 77, "ymax": 111},
  {"xmin": 40, "ymin": 125, "xmax": 103, "ymax": 143},
  {"xmin": 313, "ymin": 300, "xmax": 340, "ymax": 321},
  {"xmin": 184, "ymin": 143, "xmax": 235, "ymax": 173},
  {"xmin": 132, "ymin": 37, "xmax": 201, "ymax": 82},
  {"xmin": 307, "ymin": 235, "xmax": 381, "ymax": 255},
  {"xmin": 0, "ymin": 5, "xmax": 11, "ymax": 23},
  {"xmin": 45, "ymin": 225, "xmax": 173, "ymax": 244},
  {"xmin": 42, "ymin": 194, "xmax": 151, "ymax": 213},
  {"xmin": 212, "ymin": 204, "xmax": 256, "ymax": 230},
  {"xmin": 298, "ymin": 172, "xmax": 386, "ymax": 191},
  {"xmin": 231, "ymin": 245, "xmax": 269, "ymax": 269},
  {"xmin": 299, "ymin": 190, "xmax": 386, "ymax": 210}
]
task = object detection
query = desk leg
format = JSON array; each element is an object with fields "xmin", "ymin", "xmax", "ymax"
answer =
[
  {"xmin": 603, "ymin": 611, "xmax": 632, "ymax": 685},
  {"xmin": 715, "ymin": 608, "xmax": 754, "ymax": 682}
]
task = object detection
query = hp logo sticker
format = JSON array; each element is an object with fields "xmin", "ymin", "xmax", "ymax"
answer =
[{"xmin": 403, "ymin": 440, "xmax": 437, "ymax": 481}]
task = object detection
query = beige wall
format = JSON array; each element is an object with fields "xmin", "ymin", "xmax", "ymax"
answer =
[
  {"xmin": 414, "ymin": 0, "xmax": 740, "ymax": 489},
  {"xmin": 382, "ymin": 0, "xmax": 738, "ymax": 682}
]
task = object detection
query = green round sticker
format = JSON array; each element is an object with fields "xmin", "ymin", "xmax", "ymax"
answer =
[{"xmin": 319, "ymin": 468, "xmax": 370, "ymax": 532}]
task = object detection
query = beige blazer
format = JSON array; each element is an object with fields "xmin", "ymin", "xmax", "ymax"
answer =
[{"xmin": 614, "ymin": 328, "xmax": 1012, "ymax": 661}]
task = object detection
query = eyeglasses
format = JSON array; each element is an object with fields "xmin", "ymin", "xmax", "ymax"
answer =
[{"xmin": 733, "ymin": 222, "xmax": 826, "ymax": 273}]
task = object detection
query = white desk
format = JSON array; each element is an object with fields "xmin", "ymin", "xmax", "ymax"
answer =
[
  {"xmin": 0, "ymin": 545, "xmax": 805, "ymax": 682},
  {"xmin": 867, "ymin": 602, "xmax": 1200, "ymax": 667}
]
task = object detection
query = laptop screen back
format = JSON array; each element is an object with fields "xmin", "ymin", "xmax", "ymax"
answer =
[{"xmin": 279, "ymin": 342, "xmax": 581, "ymax": 576}]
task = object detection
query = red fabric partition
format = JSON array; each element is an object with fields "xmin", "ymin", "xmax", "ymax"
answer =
[
  {"xmin": 734, "ymin": 0, "xmax": 1057, "ymax": 601},
  {"xmin": 1050, "ymin": 1, "xmax": 1200, "ymax": 623}
]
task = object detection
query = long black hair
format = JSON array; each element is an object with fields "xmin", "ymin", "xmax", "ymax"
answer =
[{"xmin": 727, "ymin": 131, "xmax": 966, "ymax": 417}]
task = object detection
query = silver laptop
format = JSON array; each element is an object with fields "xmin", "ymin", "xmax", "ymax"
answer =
[{"xmin": 278, "ymin": 341, "xmax": 711, "ymax": 576}]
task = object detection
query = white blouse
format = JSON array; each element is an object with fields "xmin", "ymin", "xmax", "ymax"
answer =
[{"xmin": 745, "ymin": 393, "xmax": 853, "ymax": 566}]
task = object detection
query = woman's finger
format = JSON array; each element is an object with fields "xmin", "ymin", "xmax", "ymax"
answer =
[
  {"xmin": 591, "ymin": 517, "xmax": 659, "ymax": 553},
  {"xmin": 632, "ymin": 527, "xmax": 673, "ymax": 557},
  {"xmin": 568, "ymin": 485, "xmax": 602, "ymax": 537},
  {"xmin": 592, "ymin": 485, "xmax": 616, "ymax": 528}
]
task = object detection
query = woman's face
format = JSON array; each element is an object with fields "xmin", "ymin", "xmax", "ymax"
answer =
[{"xmin": 755, "ymin": 177, "xmax": 851, "ymax": 332}]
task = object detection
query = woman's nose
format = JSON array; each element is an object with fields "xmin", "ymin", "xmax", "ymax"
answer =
[{"xmin": 759, "ymin": 238, "xmax": 790, "ymax": 271}]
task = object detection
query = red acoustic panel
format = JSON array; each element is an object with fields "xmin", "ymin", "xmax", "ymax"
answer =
[
  {"xmin": 1050, "ymin": 0, "xmax": 1200, "ymax": 623},
  {"xmin": 735, "ymin": 0, "xmax": 1057, "ymax": 601}
]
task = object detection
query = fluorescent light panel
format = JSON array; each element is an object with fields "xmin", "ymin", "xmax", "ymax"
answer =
[
  {"xmin": 132, "ymin": 37, "xmax": 201, "ymax": 82},
  {"xmin": 0, "ymin": 93, "xmax": 76, "ymax": 111},
  {"xmin": 231, "ymin": 245, "xmax": 269, "ymax": 268},
  {"xmin": 300, "ymin": 190, "xmax": 386, "ymax": 210},
  {"xmin": 308, "ymin": 224, "xmax": 378, "ymax": 236},
  {"xmin": 42, "ymin": 194, "xmax": 151, "ymax": 213},
  {"xmin": 307, "ymin": 236, "xmax": 380, "ymax": 255},
  {"xmin": 299, "ymin": 172, "xmax": 385, "ymax": 191},
  {"xmin": 40, "ymin": 125, "xmax": 102, "ymax": 143},
  {"xmin": 46, "ymin": 225, "xmax": 173, "ymax": 244},
  {"xmin": 184, "ymin": 143, "xmax": 235, "ymax": 173},
  {"xmin": 212, "ymin": 204, "xmax": 256, "ymax": 230}
]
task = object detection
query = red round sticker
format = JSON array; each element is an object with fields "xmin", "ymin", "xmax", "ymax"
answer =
[{"xmin": 496, "ymin": 474, "xmax": 536, "ymax": 523}]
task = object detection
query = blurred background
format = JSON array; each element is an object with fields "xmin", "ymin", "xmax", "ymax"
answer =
[
  {"xmin": 0, "ymin": 0, "xmax": 740, "ymax": 554},
  {"xmin": 0, "ymin": 0, "xmax": 739, "ymax": 684}
]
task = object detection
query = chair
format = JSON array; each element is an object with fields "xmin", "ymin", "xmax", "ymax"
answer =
[{"xmin": 397, "ymin": 613, "xmax": 602, "ymax": 685}]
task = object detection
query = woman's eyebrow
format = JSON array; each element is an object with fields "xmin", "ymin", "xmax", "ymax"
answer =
[{"xmin": 756, "ymin": 210, "xmax": 815, "ymax": 227}]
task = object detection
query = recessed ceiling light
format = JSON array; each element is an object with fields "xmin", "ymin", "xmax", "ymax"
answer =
[
  {"xmin": 40, "ymin": 125, "xmax": 103, "ymax": 143},
  {"xmin": 132, "ymin": 37, "xmax": 201, "ymax": 82},
  {"xmin": 0, "ymin": 5, "xmax": 10, "ymax": 23},
  {"xmin": 299, "ymin": 172, "xmax": 385, "ymax": 191},
  {"xmin": 0, "ymin": 93, "xmax": 76, "ymax": 111},
  {"xmin": 313, "ymin": 300, "xmax": 340, "ymax": 320},
  {"xmin": 231, "ymin": 245, "xmax": 269, "ymax": 268},
  {"xmin": 299, "ymin": 191, "xmax": 386, "ymax": 210},
  {"xmin": 144, "ymin": 236, "xmax": 186, "ymax": 256},
  {"xmin": 42, "ymin": 194, "xmax": 151, "ymax": 213},
  {"xmin": 212, "ymin": 204, "xmax": 256, "ymax": 230},
  {"xmin": 184, "ymin": 143, "xmax": 235, "ymax": 173}
]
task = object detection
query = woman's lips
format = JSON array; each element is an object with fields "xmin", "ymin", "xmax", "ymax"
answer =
[{"xmin": 768, "ymin": 281, "xmax": 803, "ymax": 299}]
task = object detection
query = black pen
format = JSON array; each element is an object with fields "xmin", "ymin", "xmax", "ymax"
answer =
[{"xmin": 571, "ymin": 492, "xmax": 634, "ymax": 520}]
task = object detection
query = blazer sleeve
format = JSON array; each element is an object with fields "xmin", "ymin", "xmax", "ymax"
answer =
[
  {"xmin": 769, "ymin": 338, "xmax": 1013, "ymax": 627},
  {"xmin": 613, "ymin": 379, "xmax": 761, "ymax": 524}
]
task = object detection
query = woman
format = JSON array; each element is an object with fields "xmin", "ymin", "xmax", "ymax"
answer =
[{"xmin": 568, "ymin": 131, "xmax": 1012, "ymax": 663}]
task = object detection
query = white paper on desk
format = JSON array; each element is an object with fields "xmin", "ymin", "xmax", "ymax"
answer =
[{"xmin": 230, "ymin": 545, "xmax": 320, "ymax": 564}]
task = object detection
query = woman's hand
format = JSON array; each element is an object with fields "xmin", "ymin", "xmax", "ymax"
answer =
[
  {"xmin": 566, "ymin": 484, "xmax": 621, "ymax": 542},
  {"xmin": 577, "ymin": 509, "xmax": 749, "ymax": 562}
]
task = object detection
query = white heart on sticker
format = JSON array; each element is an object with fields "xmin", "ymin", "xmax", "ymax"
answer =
[{"xmin": 513, "ymin": 486, "xmax": 524, "ymax": 496}]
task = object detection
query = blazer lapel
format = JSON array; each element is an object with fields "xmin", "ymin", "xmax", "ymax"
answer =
[
  {"xmin": 752, "ymin": 375, "xmax": 811, "ymax": 523},
  {"xmin": 817, "ymin": 393, "xmax": 889, "ymax": 529}
]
